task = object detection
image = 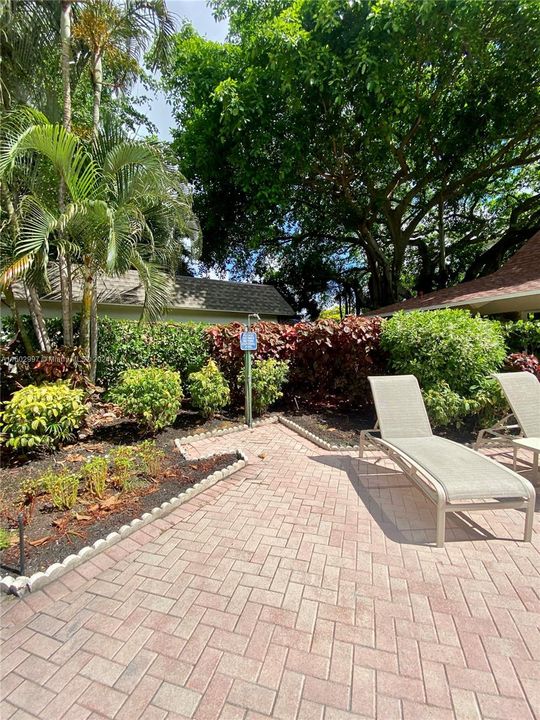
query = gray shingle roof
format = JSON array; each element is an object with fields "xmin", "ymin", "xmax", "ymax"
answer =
[{"xmin": 14, "ymin": 271, "xmax": 295, "ymax": 317}]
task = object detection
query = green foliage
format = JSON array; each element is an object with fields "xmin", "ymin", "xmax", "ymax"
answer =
[
  {"xmin": 0, "ymin": 528, "xmax": 12, "ymax": 550},
  {"xmin": 136, "ymin": 440, "xmax": 165, "ymax": 477},
  {"xmin": 41, "ymin": 469, "xmax": 80, "ymax": 509},
  {"xmin": 188, "ymin": 360, "xmax": 230, "ymax": 418},
  {"xmin": 97, "ymin": 318, "xmax": 209, "ymax": 388},
  {"xmin": 109, "ymin": 446, "xmax": 138, "ymax": 491},
  {"xmin": 319, "ymin": 307, "xmax": 341, "ymax": 321},
  {"xmin": 81, "ymin": 457, "xmax": 108, "ymax": 499},
  {"xmin": 0, "ymin": 382, "xmax": 86, "ymax": 451},
  {"xmin": 164, "ymin": 0, "xmax": 540, "ymax": 307},
  {"xmin": 382, "ymin": 309, "xmax": 507, "ymax": 426},
  {"xmin": 109, "ymin": 367, "xmax": 183, "ymax": 431},
  {"xmin": 502, "ymin": 319, "xmax": 540, "ymax": 355},
  {"xmin": 239, "ymin": 359, "xmax": 289, "ymax": 415},
  {"xmin": 423, "ymin": 383, "xmax": 471, "ymax": 428},
  {"xmin": 381, "ymin": 310, "xmax": 506, "ymax": 396},
  {"xmin": 18, "ymin": 478, "xmax": 43, "ymax": 505}
]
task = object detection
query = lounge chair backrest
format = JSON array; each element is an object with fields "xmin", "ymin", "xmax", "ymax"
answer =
[
  {"xmin": 494, "ymin": 372, "xmax": 540, "ymax": 438},
  {"xmin": 368, "ymin": 375, "xmax": 433, "ymax": 439}
]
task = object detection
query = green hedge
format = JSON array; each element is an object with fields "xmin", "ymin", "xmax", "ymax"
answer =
[
  {"xmin": 381, "ymin": 309, "xmax": 508, "ymax": 427},
  {"xmin": 502, "ymin": 319, "xmax": 540, "ymax": 355},
  {"xmin": 96, "ymin": 317, "xmax": 209, "ymax": 388}
]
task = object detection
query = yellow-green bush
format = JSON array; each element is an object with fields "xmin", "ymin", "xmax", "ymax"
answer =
[
  {"xmin": 109, "ymin": 367, "xmax": 183, "ymax": 431},
  {"xmin": 188, "ymin": 360, "xmax": 230, "ymax": 418},
  {"xmin": 0, "ymin": 382, "xmax": 86, "ymax": 451}
]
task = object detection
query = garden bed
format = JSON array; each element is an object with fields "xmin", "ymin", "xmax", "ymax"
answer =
[{"xmin": 0, "ymin": 418, "xmax": 237, "ymax": 577}]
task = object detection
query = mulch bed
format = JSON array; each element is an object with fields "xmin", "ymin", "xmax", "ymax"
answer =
[
  {"xmin": 0, "ymin": 405, "xmax": 239, "ymax": 577},
  {"xmin": 283, "ymin": 407, "xmax": 478, "ymax": 446}
]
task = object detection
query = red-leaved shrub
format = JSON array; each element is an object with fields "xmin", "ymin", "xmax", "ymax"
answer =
[
  {"xmin": 205, "ymin": 316, "xmax": 385, "ymax": 406},
  {"xmin": 504, "ymin": 352, "xmax": 540, "ymax": 379}
]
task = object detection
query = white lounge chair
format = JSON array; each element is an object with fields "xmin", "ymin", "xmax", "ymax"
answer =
[
  {"xmin": 360, "ymin": 375, "xmax": 535, "ymax": 547},
  {"xmin": 493, "ymin": 372, "xmax": 540, "ymax": 479}
]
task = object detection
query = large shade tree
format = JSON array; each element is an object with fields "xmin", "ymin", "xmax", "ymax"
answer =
[{"xmin": 163, "ymin": 0, "xmax": 540, "ymax": 308}]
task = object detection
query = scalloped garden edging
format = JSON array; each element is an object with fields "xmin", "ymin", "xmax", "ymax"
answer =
[
  {"xmin": 0, "ymin": 449, "xmax": 248, "ymax": 598},
  {"xmin": 177, "ymin": 413, "xmax": 358, "ymax": 452}
]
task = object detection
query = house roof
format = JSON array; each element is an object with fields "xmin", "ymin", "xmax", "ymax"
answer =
[
  {"xmin": 13, "ymin": 271, "xmax": 295, "ymax": 317},
  {"xmin": 373, "ymin": 231, "xmax": 540, "ymax": 317}
]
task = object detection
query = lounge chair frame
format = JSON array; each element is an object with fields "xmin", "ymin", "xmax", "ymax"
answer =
[
  {"xmin": 360, "ymin": 425, "xmax": 535, "ymax": 549},
  {"xmin": 475, "ymin": 413, "xmax": 522, "ymax": 449}
]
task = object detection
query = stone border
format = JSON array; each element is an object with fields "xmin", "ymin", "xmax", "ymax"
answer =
[
  {"xmin": 176, "ymin": 414, "xmax": 358, "ymax": 452},
  {"xmin": 277, "ymin": 416, "xmax": 359, "ymax": 451},
  {"xmin": 0, "ymin": 449, "xmax": 248, "ymax": 598},
  {"xmin": 178, "ymin": 415, "xmax": 278, "ymax": 444}
]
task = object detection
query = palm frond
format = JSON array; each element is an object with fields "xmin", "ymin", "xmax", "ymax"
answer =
[{"xmin": 129, "ymin": 252, "xmax": 173, "ymax": 322}]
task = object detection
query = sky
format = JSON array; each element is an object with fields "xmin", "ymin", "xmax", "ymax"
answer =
[{"xmin": 139, "ymin": 1, "xmax": 229, "ymax": 140}]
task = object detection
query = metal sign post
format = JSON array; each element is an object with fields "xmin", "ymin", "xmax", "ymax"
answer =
[{"xmin": 240, "ymin": 315, "xmax": 259, "ymax": 428}]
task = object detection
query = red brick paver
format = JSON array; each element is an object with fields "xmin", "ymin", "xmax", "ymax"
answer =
[{"xmin": 1, "ymin": 424, "xmax": 539, "ymax": 719}]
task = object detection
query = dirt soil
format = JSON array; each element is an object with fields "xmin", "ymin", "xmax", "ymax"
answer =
[
  {"xmin": 284, "ymin": 407, "xmax": 477, "ymax": 447},
  {"xmin": 0, "ymin": 406, "xmax": 239, "ymax": 576}
]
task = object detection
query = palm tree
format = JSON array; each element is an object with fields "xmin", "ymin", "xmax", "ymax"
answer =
[
  {"xmin": 73, "ymin": 0, "xmax": 175, "ymax": 138},
  {"xmin": 0, "ymin": 109, "xmax": 199, "ymax": 378}
]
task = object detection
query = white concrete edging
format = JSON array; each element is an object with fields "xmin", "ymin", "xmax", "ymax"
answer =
[{"xmin": 0, "ymin": 449, "xmax": 248, "ymax": 598}]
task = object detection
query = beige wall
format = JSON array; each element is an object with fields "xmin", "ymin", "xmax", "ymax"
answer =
[{"xmin": 6, "ymin": 300, "xmax": 279, "ymax": 326}]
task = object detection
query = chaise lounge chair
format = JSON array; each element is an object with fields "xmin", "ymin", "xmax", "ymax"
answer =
[
  {"xmin": 359, "ymin": 375, "xmax": 535, "ymax": 547},
  {"xmin": 493, "ymin": 372, "xmax": 540, "ymax": 479}
]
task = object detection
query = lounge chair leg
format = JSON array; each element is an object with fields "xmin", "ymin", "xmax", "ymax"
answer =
[
  {"xmin": 524, "ymin": 498, "xmax": 535, "ymax": 543},
  {"xmin": 436, "ymin": 504, "xmax": 446, "ymax": 548},
  {"xmin": 513, "ymin": 447, "xmax": 517, "ymax": 472}
]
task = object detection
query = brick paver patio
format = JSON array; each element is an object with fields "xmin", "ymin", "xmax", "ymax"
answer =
[{"xmin": 1, "ymin": 423, "xmax": 539, "ymax": 719}]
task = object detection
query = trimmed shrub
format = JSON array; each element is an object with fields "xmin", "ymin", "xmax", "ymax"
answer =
[
  {"xmin": 109, "ymin": 367, "xmax": 183, "ymax": 431},
  {"xmin": 188, "ymin": 360, "xmax": 230, "ymax": 418},
  {"xmin": 0, "ymin": 381, "xmax": 86, "ymax": 451},
  {"xmin": 97, "ymin": 318, "xmax": 209, "ymax": 388},
  {"xmin": 239, "ymin": 359, "xmax": 289, "ymax": 415},
  {"xmin": 502, "ymin": 319, "xmax": 540, "ymax": 355},
  {"xmin": 381, "ymin": 309, "xmax": 507, "ymax": 426},
  {"xmin": 505, "ymin": 352, "xmax": 540, "ymax": 379},
  {"xmin": 381, "ymin": 310, "xmax": 506, "ymax": 396},
  {"xmin": 207, "ymin": 316, "xmax": 384, "ymax": 405}
]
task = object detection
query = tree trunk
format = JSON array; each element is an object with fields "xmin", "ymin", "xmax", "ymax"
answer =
[
  {"xmin": 24, "ymin": 283, "xmax": 51, "ymax": 352},
  {"xmin": 59, "ymin": 0, "xmax": 73, "ymax": 346},
  {"xmin": 79, "ymin": 261, "xmax": 93, "ymax": 359},
  {"xmin": 92, "ymin": 53, "xmax": 103, "ymax": 137},
  {"xmin": 90, "ymin": 275, "xmax": 98, "ymax": 382},
  {"xmin": 60, "ymin": 0, "xmax": 72, "ymax": 132},
  {"xmin": 3, "ymin": 285, "xmax": 34, "ymax": 355}
]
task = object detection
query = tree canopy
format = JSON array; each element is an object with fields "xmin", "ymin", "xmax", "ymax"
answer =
[{"xmin": 163, "ymin": 0, "xmax": 540, "ymax": 311}]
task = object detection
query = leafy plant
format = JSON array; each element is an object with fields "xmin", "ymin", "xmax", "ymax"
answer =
[
  {"xmin": 505, "ymin": 352, "xmax": 540, "ymax": 379},
  {"xmin": 136, "ymin": 440, "xmax": 165, "ymax": 477},
  {"xmin": 239, "ymin": 359, "xmax": 289, "ymax": 415},
  {"xmin": 423, "ymin": 383, "xmax": 471, "ymax": 428},
  {"xmin": 0, "ymin": 381, "xmax": 87, "ymax": 451},
  {"xmin": 109, "ymin": 446, "xmax": 138, "ymax": 491},
  {"xmin": 42, "ymin": 469, "xmax": 80, "ymax": 510},
  {"xmin": 17, "ymin": 477, "xmax": 43, "ymax": 505},
  {"xmin": 188, "ymin": 360, "xmax": 230, "ymax": 418},
  {"xmin": 97, "ymin": 318, "xmax": 209, "ymax": 388},
  {"xmin": 381, "ymin": 310, "xmax": 506, "ymax": 396},
  {"xmin": 0, "ymin": 528, "xmax": 12, "ymax": 550},
  {"xmin": 109, "ymin": 367, "xmax": 183, "ymax": 431},
  {"xmin": 208, "ymin": 316, "xmax": 384, "ymax": 405},
  {"xmin": 81, "ymin": 457, "xmax": 108, "ymax": 498},
  {"xmin": 502, "ymin": 319, "xmax": 540, "ymax": 355}
]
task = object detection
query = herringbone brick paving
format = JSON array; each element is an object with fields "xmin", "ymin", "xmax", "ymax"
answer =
[{"xmin": 1, "ymin": 423, "xmax": 539, "ymax": 719}]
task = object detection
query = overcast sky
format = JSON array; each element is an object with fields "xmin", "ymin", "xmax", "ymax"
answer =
[{"xmin": 137, "ymin": 1, "xmax": 228, "ymax": 140}]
